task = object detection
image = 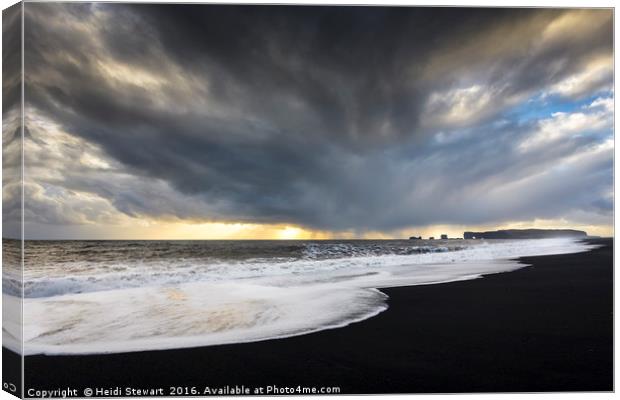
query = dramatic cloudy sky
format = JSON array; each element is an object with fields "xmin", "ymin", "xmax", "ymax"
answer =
[{"xmin": 6, "ymin": 4, "xmax": 614, "ymax": 239}]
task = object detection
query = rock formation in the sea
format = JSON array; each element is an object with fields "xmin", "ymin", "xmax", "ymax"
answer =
[{"xmin": 463, "ymin": 229, "xmax": 587, "ymax": 240}]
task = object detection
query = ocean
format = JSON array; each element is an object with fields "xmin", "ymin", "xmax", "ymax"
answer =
[{"xmin": 2, "ymin": 238, "xmax": 595, "ymax": 356}]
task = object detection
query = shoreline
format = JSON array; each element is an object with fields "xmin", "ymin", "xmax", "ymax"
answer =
[{"xmin": 18, "ymin": 238, "xmax": 613, "ymax": 394}]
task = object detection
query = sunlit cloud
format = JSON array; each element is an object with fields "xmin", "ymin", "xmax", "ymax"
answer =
[
  {"xmin": 546, "ymin": 55, "xmax": 613, "ymax": 98},
  {"xmin": 6, "ymin": 5, "xmax": 611, "ymax": 240},
  {"xmin": 519, "ymin": 96, "xmax": 613, "ymax": 151}
]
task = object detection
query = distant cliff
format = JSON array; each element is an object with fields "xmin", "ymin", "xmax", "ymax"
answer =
[{"xmin": 463, "ymin": 229, "xmax": 587, "ymax": 240}]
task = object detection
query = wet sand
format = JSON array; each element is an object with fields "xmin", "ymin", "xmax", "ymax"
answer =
[{"xmin": 20, "ymin": 238, "xmax": 613, "ymax": 395}]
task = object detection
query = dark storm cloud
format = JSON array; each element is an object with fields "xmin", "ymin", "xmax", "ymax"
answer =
[{"xmin": 21, "ymin": 4, "xmax": 613, "ymax": 231}]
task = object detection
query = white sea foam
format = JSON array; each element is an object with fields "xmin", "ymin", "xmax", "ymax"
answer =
[{"xmin": 3, "ymin": 238, "xmax": 597, "ymax": 355}]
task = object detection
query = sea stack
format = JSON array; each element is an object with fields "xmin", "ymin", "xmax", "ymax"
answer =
[{"xmin": 463, "ymin": 229, "xmax": 587, "ymax": 240}]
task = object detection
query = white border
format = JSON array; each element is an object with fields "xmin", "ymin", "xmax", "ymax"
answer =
[{"xmin": 0, "ymin": 2, "xmax": 615, "ymax": 400}]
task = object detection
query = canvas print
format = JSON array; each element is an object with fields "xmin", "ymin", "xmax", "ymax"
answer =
[{"xmin": 2, "ymin": 2, "xmax": 614, "ymax": 397}]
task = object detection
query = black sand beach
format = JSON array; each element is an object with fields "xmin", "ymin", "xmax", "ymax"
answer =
[{"xmin": 21, "ymin": 238, "xmax": 612, "ymax": 395}]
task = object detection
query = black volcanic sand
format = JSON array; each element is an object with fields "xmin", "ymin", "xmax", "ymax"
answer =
[{"xmin": 22, "ymin": 238, "xmax": 612, "ymax": 395}]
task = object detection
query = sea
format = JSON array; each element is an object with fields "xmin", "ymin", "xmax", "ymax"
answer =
[{"xmin": 2, "ymin": 238, "xmax": 595, "ymax": 355}]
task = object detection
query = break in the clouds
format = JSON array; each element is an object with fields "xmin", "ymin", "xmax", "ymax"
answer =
[{"xmin": 8, "ymin": 4, "xmax": 614, "ymax": 238}]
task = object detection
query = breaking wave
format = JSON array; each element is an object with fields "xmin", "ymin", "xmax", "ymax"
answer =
[{"xmin": 3, "ymin": 238, "xmax": 596, "ymax": 355}]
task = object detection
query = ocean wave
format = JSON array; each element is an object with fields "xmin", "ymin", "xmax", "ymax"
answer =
[
  {"xmin": 14, "ymin": 243, "xmax": 465, "ymax": 299},
  {"xmin": 2, "ymin": 238, "xmax": 598, "ymax": 355},
  {"xmin": 301, "ymin": 242, "xmax": 456, "ymax": 259}
]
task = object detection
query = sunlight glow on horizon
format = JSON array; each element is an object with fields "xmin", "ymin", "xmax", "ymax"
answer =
[{"xmin": 29, "ymin": 218, "xmax": 610, "ymax": 241}]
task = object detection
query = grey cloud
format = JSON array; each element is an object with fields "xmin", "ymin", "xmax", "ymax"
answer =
[
  {"xmin": 18, "ymin": 4, "xmax": 614, "ymax": 233},
  {"xmin": 2, "ymin": 3, "xmax": 23, "ymax": 238}
]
